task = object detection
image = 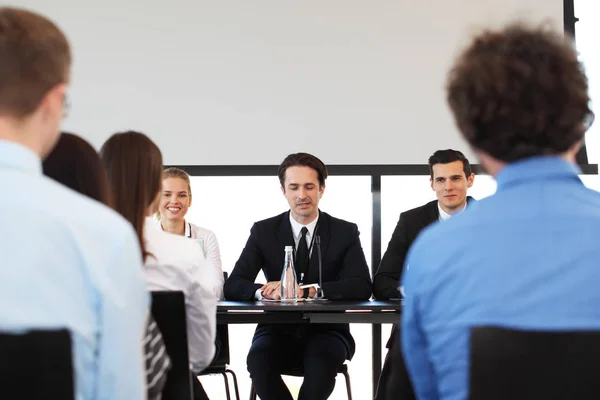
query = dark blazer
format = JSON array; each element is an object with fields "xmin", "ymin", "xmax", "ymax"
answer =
[
  {"xmin": 223, "ymin": 210, "xmax": 372, "ymax": 358},
  {"xmin": 373, "ymin": 197, "xmax": 475, "ymax": 400},
  {"xmin": 373, "ymin": 197, "xmax": 475, "ymax": 300}
]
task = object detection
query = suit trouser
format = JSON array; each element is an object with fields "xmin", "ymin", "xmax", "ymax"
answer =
[
  {"xmin": 374, "ymin": 324, "xmax": 416, "ymax": 400},
  {"xmin": 247, "ymin": 331, "xmax": 347, "ymax": 400}
]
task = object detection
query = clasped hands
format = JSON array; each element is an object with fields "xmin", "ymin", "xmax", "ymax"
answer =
[{"xmin": 260, "ymin": 281, "xmax": 316, "ymax": 300}]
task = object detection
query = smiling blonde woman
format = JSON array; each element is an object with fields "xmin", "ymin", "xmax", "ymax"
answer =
[{"xmin": 157, "ymin": 167, "xmax": 224, "ymax": 299}]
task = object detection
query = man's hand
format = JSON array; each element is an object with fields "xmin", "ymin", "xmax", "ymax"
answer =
[
  {"xmin": 260, "ymin": 281, "xmax": 317, "ymax": 300},
  {"xmin": 296, "ymin": 286, "xmax": 317, "ymax": 298},
  {"xmin": 260, "ymin": 281, "xmax": 281, "ymax": 300},
  {"xmin": 261, "ymin": 281, "xmax": 313, "ymax": 299}
]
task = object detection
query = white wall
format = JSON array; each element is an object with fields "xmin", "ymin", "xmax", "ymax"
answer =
[
  {"xmin": 576, "ymin": 0, "xmax": 600, "ymax": 164},
  {"xmin": 17, "ymin": 0, "xmax": 562, "ymax": 165}
]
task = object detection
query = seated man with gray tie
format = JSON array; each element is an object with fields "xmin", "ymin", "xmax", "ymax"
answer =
[{"xmin": 224, "ymin": 152, "xmax": 372, "ymax": 400}]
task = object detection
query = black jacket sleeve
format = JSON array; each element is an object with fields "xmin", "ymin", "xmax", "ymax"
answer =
[
  {"xmin": 321, "ymin": 224, "xmax": 372, "ymax": 300},
  {"xmin": 223, "ymin": 223, "xmax": 264, "ymax": 301},
  {"xmin": 373, "ymin": 213, "xmax": 409, "ymax": 300}
]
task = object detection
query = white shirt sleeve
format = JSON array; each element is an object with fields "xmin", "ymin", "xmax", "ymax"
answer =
[
  {"xmin": 143, "ymin": 224, "xmax": 218, "ymax": 374},
  {"xmin": 254, "ymin": 288, "xmax": 263, "ymax": 300},
  {"xmin": 202, "ymin": 230, "xmax": 224, "ymax": 300},
  {"xmin": 186, "ymin": 277, "xmax": 217, "ymax": 373},
  {"xmin": 309, "ymin": 285, "xmax": 323, "ymax": 299}
]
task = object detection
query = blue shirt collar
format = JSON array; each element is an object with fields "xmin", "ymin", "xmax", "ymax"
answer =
[
  {"xmin": 0, "ymin": 140, "xmax": 42, "ymax": 175},
  {"xmin": 495, "ymin": 156, "xmax": 581, "ymax": 190}
]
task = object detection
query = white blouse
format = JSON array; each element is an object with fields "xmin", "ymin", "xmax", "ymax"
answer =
[
  {"xmin": 185, "ymin": 222, "xmax": 224, "ymax": 300},
  {"xmin": 143, "ymin": 218, "xmax": 217, "ymax": 373},
  {"xmin": 157, "ymin": 219, "xmax": 224, "ymax": 300}
]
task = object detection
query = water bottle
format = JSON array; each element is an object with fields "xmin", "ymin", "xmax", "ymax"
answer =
[{"xmin": 281, "ymin": 246, "xmax": 298, "ymax": 302}]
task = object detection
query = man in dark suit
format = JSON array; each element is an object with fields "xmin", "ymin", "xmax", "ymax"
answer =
[
  {"xmin": 373, "ymin": 149, "xmax": 475, "ymax": 400},
  {"xmin": 224, "ymin": 153, "xmax": 372, "ymax": 400}
]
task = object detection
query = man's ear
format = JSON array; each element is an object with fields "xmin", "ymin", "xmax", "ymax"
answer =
[
  {"xmin": 430, "ymin": 178, "xmax": 434, "ymax": 191},
  {"xmin": 475, "ymin": 149, "xmax": 506, "ymax": 177},
  {"xmin": 318, "ymin": 184, "xmax": 326, "ymax": 199},
  {"xmin": 563, "ymin": 140, "xmax": 582, "ymax": 163},
  {"xmin": 467, "ymin": 173, "xmax": 475, "ymax": 188},
  {"xmin": 40, "ymin": 83, "xmax": 67, "ymax": 121},
  {"xmin": 281, "ymin": 186, "xmax": 286, "ymax": 195}
]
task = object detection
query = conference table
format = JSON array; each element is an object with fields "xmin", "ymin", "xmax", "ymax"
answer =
[{"xmin": 217, "ymin": 299, "xmax": 401, "ymax": 396}]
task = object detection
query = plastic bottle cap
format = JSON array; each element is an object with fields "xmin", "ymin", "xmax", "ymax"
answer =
[{"xmin": 284, "ymin": 245, "xmax": 293, "ymax": 251}]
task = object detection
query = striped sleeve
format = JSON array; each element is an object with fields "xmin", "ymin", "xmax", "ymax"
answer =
[{"xmin": 145, "ymin": 316, "xmax": 171, "ymax": 400}]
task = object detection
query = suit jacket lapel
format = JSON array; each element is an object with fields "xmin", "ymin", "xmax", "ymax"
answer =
[
  {"xmin": 427, "ymin": 200, "xmax": 439, "ymax": 225},
  {"xmin": 306, "ymin": 211, "xmax": 330, "ymax": 284},
  {"xmin": 277, "ymin": 211, "xmax": 296, "ymax": 254},
  {"xmin": 427, "ymin": 196, "xmax": 474, "ymax": 227}
]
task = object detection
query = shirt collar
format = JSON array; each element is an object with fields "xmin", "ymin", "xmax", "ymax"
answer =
[
  {"xmin": 156, "ymin": 218, "xmax": 191, "ymax": 238},
  {"xmin": 0, "ymin": 140, "xmax": 42, "ymax": 175},
  {"xmin": 289, "ymin": 211, "xmax": 319, "ymax": 241},
  {"xmin": 495, "ymin": 156, "xmax": 581, "ymax": 190},
  {"xmin": 438, "ymin": 201, "xmax": 467, "ymax": 222}
]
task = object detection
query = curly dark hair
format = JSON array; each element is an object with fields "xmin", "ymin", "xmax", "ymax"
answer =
[{"xmin": 446, "ymin": 23, "xmax": 594, "ymax": 163}]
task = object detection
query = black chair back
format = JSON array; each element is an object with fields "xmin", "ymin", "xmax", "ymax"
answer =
[
  {"xmin": 205, "ymin": 324, "xmax": 230, "ymax": 370},
  {"xmin": 469, "ymin": 326, "xmax": 600, "ymax": 400},
  {"xmin": 207, "ymin": 271, "xmax": 231, "ymax": 370},
  {"xmin": 0, "ymin": 329, "xmax": 74, "ymax": 399},
  {"xmin": 151, "ymin": 291, "xmax": 193, "ymax": 400}
]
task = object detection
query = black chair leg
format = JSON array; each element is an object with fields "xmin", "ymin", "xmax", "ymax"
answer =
[
  {"xmin": 342, "ymin": 370, "xmax": 353, "ymax": 400},
  {"xmin": 225, "ymin": 369, "xmax": 241, "ymax": 400},
  {"xmin": 221, "ymin": 372, "xmax": 231, "ymax": 400},
  {"xmin": 249, "ymin": 384, "xmax": 257, "ymax": 400}
]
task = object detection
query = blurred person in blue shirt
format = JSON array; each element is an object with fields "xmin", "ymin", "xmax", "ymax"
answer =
[
  {"xmin": 0, "ymin": 8, "xmax": 148, "ymax": 400},
  {"xmin": 402, "ymin": 23, "xmax": 598, "ymax": 400}
]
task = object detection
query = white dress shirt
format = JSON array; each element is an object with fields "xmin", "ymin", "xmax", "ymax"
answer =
[
  {"xmin": 0, "ymin": 140, "xmax": 149, "ymax": 400},
  {"xmin": 289, "ymin": 212, "xmax": 319, "ymax": 256},
  {"xmin": 438, "ymin": 201, "xmax": 467, "ymax": 221},
  {"xmin": 158, "ymin": 220, "xmax": 224, "ymax": 300},
  {"xmin": 143, "ymin": 218, "xmax": 217, "ymax": 372},
  {"xmin": 255, "ymin": 212, "xmax": 320, "ymax": 300}
]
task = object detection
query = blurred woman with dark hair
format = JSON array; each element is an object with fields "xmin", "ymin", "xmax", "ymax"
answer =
[
  {"xmin": 100, "ymin": 131, "xmax": 217, "ymax": 400},
  {"xmin": 43, "ymin": 132, "xmax": 171, "ymax": 400},
  {"xmin": 42, "ymin": 132, "xmax": 112, "ymax": 205}
]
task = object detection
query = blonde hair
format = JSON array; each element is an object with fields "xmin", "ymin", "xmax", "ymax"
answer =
[{"xmin": 156, "ymin": 167, "xmax": 192, "ymax": 221}]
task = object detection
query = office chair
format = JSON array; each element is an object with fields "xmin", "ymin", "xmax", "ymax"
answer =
[
  {"xmin": 198, "ymin": 271, "xmax": 240, "ymax": 400},
  {"xmin": 0, "ymin": 328, "xmax": 74, "ymax": 399},
  {"xmin": 469, "ymin": 326, "xmax": 600, "ymax": 400},
  {"xmin": 198, "ymin": 323, "xmax": 240, "ymax": 400},
  {"xmin": 152, "ymin": 291, "xmax": 194, "ymax": 400},
  {"xmin": 249, "ymin": 363, "xmax": 352, "ymax": 400}
]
